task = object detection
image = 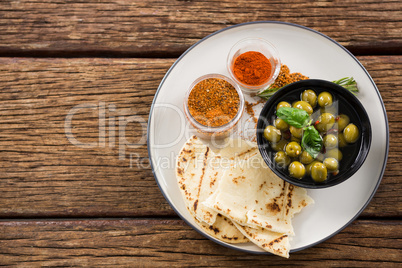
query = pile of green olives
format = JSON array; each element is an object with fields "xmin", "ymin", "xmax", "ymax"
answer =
[{"xmin": 264, "ymin": 89, "xmax": 360, "ymax": 183}]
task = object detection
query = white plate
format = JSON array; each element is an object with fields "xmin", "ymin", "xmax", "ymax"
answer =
[{"xmin": 147, "ymin": 21, "xmax": 389, "ymax": 253}]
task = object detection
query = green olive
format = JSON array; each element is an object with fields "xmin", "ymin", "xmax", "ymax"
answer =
[
  {"xmin": 274, "ymin": 151, "xmax": 291, "ymax": 168},
  {"xmin": 300, "ymin": 151, "xmax": 314, "ymax": 165},
  {"xmin": 306, "ymin": 161, "xmax": 320, "ymax": 176},
  {"xmin": 270, "ymin": 139, "xmax": 288, "ymax": 152},
  {"xmin": 277, "ymin": 101, "xmax": 291, "ymax": 111},
  {"xmin": 343, "ymin": 123, "xmax": 359, "ymax": 143},
  {"xmin": 274, "ymin": 118, "xmax": 289, "ymax": 131},
  {"xmin": 337, "ymin": 133, "xmax": 348, "ymax": 147},
  {"xmin": 290, "ymin": 125, "xmax": 303, "ymax": 139},
  {"xmin": 323, "ymin": 157, "xmax": 339, "ymax": 172},
  {"xmin": 301, "ymin": 89, "xmax": 317, "ymax": 108},
  {"xmin": 326, "ymin": 148, "xmax": 343, "ymax": 161},
  {"xmin": 318, "ymin": 91, "xmax": 333, "ymax": 108},
  {"xmin": 336, "ymin": 114, "xmax": 350, "ymax": 132},
  {"xmin": 323, "ymin": 134, "xmax": 338, "ymax": 149},
  {"xmin": 315, "ymin": 113, "xmax": 335, "ymax": 132},
  {"xmin": 311, "ymin": 162, "xmax": 328, "ymax": 182},
  {"xmin": 293, "ymin": 101, "xmax": 313, "ymax": 115},
  {"xmin": 264, "ymin": 125, "xmax": 282, "ymax": 143},
  {"xmin": 285, "ymin": 141, "xmax": 302, "ymax": 158},
  {"xmin": 288, "ymin": 161, "xmax": 306, "ymax": 179}
]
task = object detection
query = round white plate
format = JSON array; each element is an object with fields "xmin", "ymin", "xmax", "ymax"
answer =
[{"xmin": 147, "ymin": 21, "xmax": 389, "ymax": 253}]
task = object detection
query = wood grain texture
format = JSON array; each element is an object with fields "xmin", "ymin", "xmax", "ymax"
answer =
[
  {"xmin": 0, "ymin": 0, "xmax": 401, "ymax": 56},
  {"xmin": 0, "ymin": 219, "xmax": 400, "ymax": 266},
  {"xmin": 0, "ymin": 56, "xmax": 400, "ymax": 218}
]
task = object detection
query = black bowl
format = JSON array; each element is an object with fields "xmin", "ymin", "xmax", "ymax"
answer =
[{"xmin": 256, "ymin": 79, "xmax": 372, "ymax": 189}]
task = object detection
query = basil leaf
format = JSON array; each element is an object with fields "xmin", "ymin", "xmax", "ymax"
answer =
[
  {"xmin": 276, "ymin": 107, "xmax": 310, "ymax": 128},
  {"xmin": 302, "ymin": 126, "xmax": 323, "ymax": 158}
]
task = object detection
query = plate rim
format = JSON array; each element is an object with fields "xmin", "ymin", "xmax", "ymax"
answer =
[{"xmin": 146, "ymin": 21, "xmax": 390, "ymax": 254}]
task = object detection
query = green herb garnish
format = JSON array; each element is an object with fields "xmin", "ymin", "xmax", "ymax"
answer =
[
  {"xmin": 276, "ymin": 107, "xmax": 310, "ymax": 129},
  {"xmin": 301, "ymin": 126, "xmax": 323, "ymax": 158},
  {"xmin": 276, "ymin": 107, "xmax": 323, "ymax": 158},
  {"xmin": 257, "ymin": 87, "xmax": 279, "ymax": 99},
  {"xmin": 332, "ymin": 77, "xmax": 358, "ymax": 95}
]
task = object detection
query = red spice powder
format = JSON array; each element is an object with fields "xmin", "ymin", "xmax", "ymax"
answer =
[{"xmin": 233, "ymin": 51, "xmax": 272, "ymax": 86}]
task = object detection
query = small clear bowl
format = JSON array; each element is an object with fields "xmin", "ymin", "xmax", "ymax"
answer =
[
  {"xmin": 184, "ymin": 73, "xmax": 245, "ymax": 139},
  {"xmin": 227, "ymin": 38, "xmax": 281, "ymax": 94}
]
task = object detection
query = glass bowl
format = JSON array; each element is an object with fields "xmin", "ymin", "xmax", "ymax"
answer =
[
  {"xmin": 184, "ymin": 73, "xmax": 245, "ymax": 139},
  {"xmin": 227, "ymin": 38, "xmax": 281, "ymax": 94},
  {"xmin": 256, "ymin": 79, "xmax": 372, "ymax": 189}
]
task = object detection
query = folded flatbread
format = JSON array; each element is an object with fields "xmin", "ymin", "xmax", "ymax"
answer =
[
  {"xmin": 176, "ymin": 136, "xmax": 258, "ymax": 225},
  {"xmin": 195, "ymin": 214, "xmax": 248, "ymax": 243},
  {"xmin": 232, "ymin": 184, "xmax": 313, "ymax": 258},
  {"xmin": 233, "ymin": 222, "xmax": 290, "ymax": 258},
  {"xmin": 203, "ymin": 152, "xmax": 297, "ymax": 235},
  {"xmin": 176, "ymin": 136, "xmax": 257, "ymax": 243},
  {"xmin": 176, "ymin": 135, "xmax": 314, "ymax": 257}
]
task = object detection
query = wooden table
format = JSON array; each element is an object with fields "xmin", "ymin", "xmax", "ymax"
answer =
[{"xmin": 0, "ymin": 1, "xmax": 401, "ymax": 266}]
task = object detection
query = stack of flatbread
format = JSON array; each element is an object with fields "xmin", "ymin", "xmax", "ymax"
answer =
[{"xmin": 176, "ymin": 135, "xmax": 314, "ymax": 258}]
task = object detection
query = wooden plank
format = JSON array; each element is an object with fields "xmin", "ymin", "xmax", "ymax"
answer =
[
  {"xmin": 0, "ymin": 56, "xmax": 400, "ymax": 218},
  {"xmin": 0, "ymin": 219, "xmax": 400, "ymax": 266},
  {"xmin": 0, "ymin": 0, "xmax": 401, "ymax": 55}
]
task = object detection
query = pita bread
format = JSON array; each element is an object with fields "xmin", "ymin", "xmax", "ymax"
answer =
[
  {"xmin": 176, "ymin": 136, "xmax": 259, "ymax": 225},
  {"xmin": 233, "ymin": 222, "xmax": 290, "ymax": 258},
  {"xmin": 231, "ymin": 185, "xmax": 314, "ymax": 258},
  {"xmin": 176, "ymin": 136, "xmax": 255, "ymax": 244},
  {"xmin": 176, "ymin": 135, "xmax": 220, "ymax": 225},
  {"xmin": 176, "ymin": 135, "xmax": 314, "ymax": 258},
  {"xmin": 195, "ymin": 214, "xmax": 248, "ymax": 243},
  {"xmin": 203, "ymin": 152, "xmax": 296, "ymax": 235}
]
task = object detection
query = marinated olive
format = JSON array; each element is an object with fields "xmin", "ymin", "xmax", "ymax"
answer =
[
  {"xmin": 337, "ymin": 133, "xmax": 348, "ymax": 147},
  {"xmin": 268, "ymin": 90, "xmax": 358, "ymax": 182},
  {"xmin": 323, "ymin": 134, "xmax": 338, "ymax": 149},
  {"xmin": 285, "ymin": 142, "xmax": 302, "ymax": 158},
  {"xmin": 301, "ymin": 89, "xmax": 317, "ymax": 108},
  {"xmin": 318, "ymin": 91, "xmax": 333, "ymax": 107},
  {"xmin": 300, "ymin": 151, "xmax": 314, "ymax": 165},
  {"xmin": 264, "ymin": 125, "xmax": 282, "ymax": 143},
  {"xmin": 277, "ymin": 101, "xmax": 291, "ymax": 111},
  {"xmin": 288, "ymin": 161, "xmax": 306, "ymax": 179},
  {"xmin": 306, "ymin": 161, "xmax": 320, "ymax": 176},
  {"xmin": 315, "ymin": 113, "xmax": 335, "ymax": 132},
  {"xmin": 293, "ymin": 100, "xmax": 313, "ymax": 115},
  {"xmin": 323, "ymin": 157, "xmax": 339, "ymax": 172},
  {"xmin": 343, "ymin": 123, "xmax": 359, "ymax": 143},
  {"xmin": 274, "ymin": 151, "xmax": 291, "ymax": 168},
  {"xmin": 274, "ymin": 118, "xmax": 289, "ymax": 131},
  {"xmin": 336, "ymin": 114, "xmax": 350, "ymax": 132},
  {"xmin": 326, "ymin": 148, "xmax": 343, "ymax": 161},
  {"xmin": 290, "ymin": 125, "xmax": 303, "ymax": 139},
  {"xmin": 270, "ymin": 139, "xmax": 288, "ymax": 152},
  {"xmin": 311, "ymin": 162, "xmax": 328, "ymax": 182}
]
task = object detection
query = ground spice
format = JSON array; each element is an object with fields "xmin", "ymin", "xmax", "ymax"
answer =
[
  {"xmin": 233, "ymin": 51, "xmax": 272, "ymax": 86},
  {"xmin": 187, "ymin": 78, "xmax": 240, "ymax": 127},
  {"xmin": 270, "ymin": 64, "xmax": 309, "ymax": 89},
  {"xmin": 245, "ymin": 99, "xmax": 265, "ymax": 124}
]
